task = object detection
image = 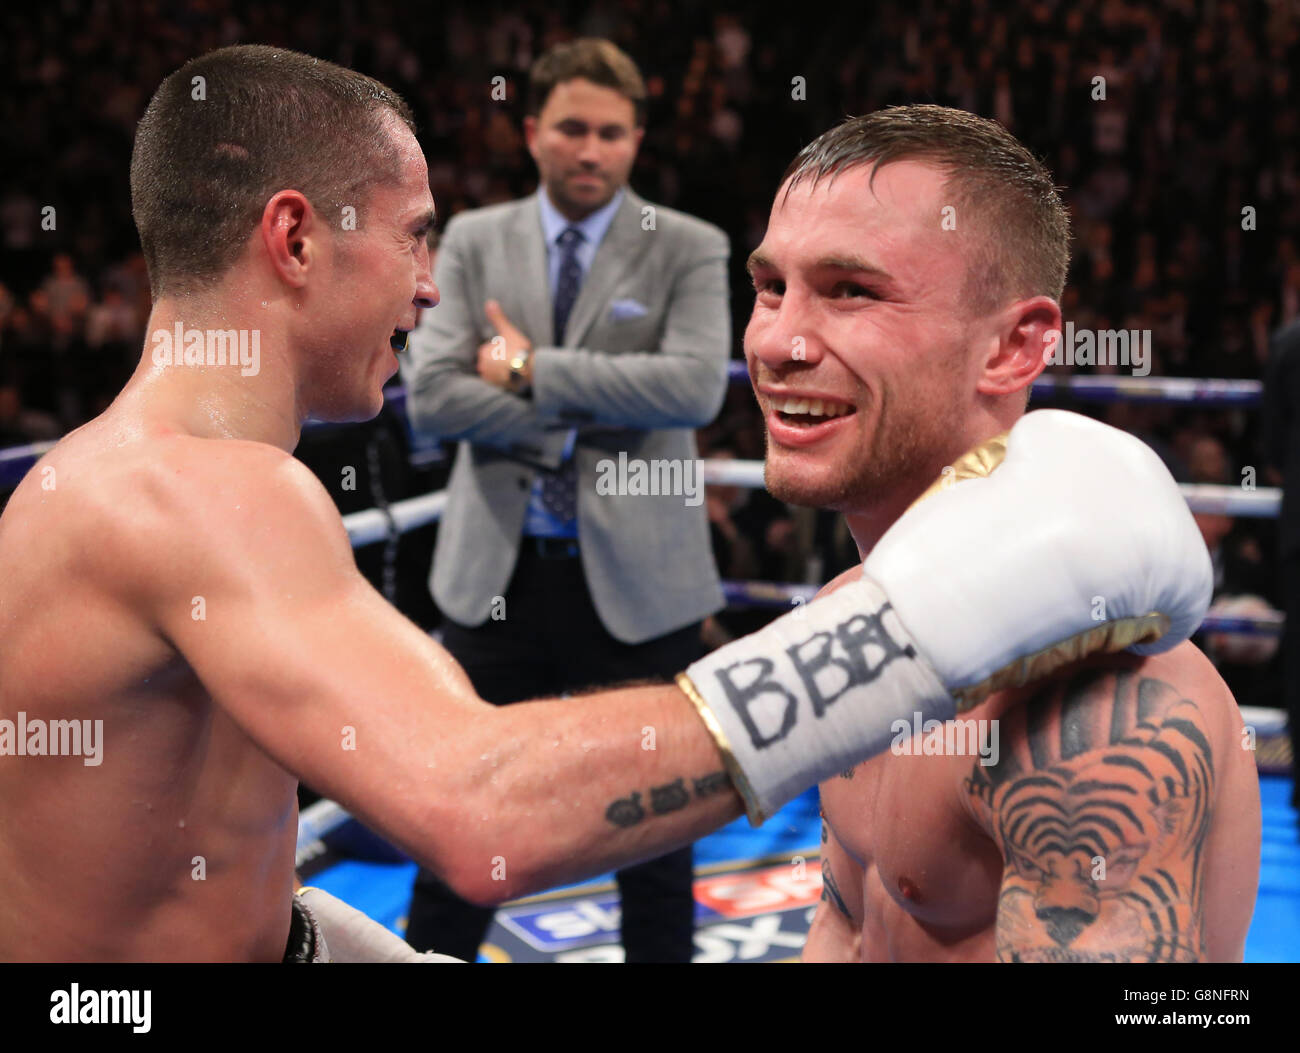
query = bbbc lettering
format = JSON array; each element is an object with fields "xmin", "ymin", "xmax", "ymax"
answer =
[{"xmin": 712, "ymin": 605, "xmax": 914, "ymax": 749}]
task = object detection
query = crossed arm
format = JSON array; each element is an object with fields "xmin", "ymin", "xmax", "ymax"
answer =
[{"xmin": 404, "ymin": 215, "xmax": 730, "ymax": 459}]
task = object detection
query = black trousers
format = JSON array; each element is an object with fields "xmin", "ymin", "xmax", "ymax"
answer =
[{"xmin": 405, "ymin": 543, "xmax": 703, "ymax": 961}]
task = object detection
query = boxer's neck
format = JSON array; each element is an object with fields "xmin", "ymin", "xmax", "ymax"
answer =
[
  {"xmin": 843, "ymin": 494, "xmax": 917, "ymax": 560},
  {"xmin": 842, "ymin": 414, "xmax": 1026, "ymax": 559},
  {"xmin": 126, "ymin": 296, "xmax": 302, "ymax": 453}
]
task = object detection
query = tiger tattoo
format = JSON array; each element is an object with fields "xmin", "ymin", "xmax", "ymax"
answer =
[{"xmin": 966, "ymin": 669, "xmax": 1214, "ymax": 962}]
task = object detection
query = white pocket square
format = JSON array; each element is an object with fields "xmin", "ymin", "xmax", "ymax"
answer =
[{"xmin": 609, "ymin": 298, "xmax": 649, "ymax": 321}]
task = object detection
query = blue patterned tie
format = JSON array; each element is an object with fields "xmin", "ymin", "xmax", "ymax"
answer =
[
  {"xmin": 552, "ymin": 226, "xmax": 584, "ymax": 344},
  {"xmin": 540, "ymin": 227, "xmax": 584, "ymax": 522}
]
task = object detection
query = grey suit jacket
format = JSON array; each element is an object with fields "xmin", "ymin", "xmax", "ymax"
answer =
[{"xmin": 405, "ymin": 188, "xmax": 730, "ymax": 643}]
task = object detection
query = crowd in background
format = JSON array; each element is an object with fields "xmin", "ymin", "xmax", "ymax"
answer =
[{"xmin": 1, "ymin": 0, "xmax": 1296, "ymax": 703}]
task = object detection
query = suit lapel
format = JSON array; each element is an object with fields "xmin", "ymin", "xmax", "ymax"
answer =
[
  {"xmin": 562, "ymin": 188, "xmax": 649, "ymax": 348},
  {"xmin": 505, "ymin": 195, "xmax": 554, "ymax": 347}
]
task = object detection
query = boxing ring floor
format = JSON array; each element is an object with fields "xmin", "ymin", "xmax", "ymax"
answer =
[{"xmin": 301, "ymin": 772, "xmax": 1300, "ymax": 963}]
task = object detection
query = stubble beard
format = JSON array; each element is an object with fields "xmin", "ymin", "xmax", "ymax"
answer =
[
  {"xmin": 549, "ymin": 172, "xmax": 614, "ymax": 220},
  {"xmin": 763, "ymin": 404, "xmax": 940, "ymax": 514}
]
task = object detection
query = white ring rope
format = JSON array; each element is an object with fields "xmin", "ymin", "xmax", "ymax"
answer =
[
  {"xmin": 342, "ymin": 490, "xmax": 448, "ymax": 546},
  {"xmin": 341, "ymin": 460, "xmax": 1280, "ymax": 547},
  {"xmin": 1177, "ymin": 484, "xmax": 1280, "ymax": 518},
  {"xmin": 1031, "ymin": 375, "xmax": 1262, "ymax": 403}
]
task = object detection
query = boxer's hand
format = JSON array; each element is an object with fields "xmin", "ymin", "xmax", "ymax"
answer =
[{"xmin": 677, "ymin": 409, "xmax": 1212, "ymax": 824}]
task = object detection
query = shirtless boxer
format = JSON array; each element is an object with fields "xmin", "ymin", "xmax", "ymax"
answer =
[
  {"xmin": 736, "ymin": 106, "xmax": 1262, "ymax": 962},
  {"xmin": 0, "ymin": 52, "xmax": 1209, "ymax": 962}
]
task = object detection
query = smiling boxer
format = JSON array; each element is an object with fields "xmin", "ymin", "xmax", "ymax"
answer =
[{"xmin": 739, "ymin": 106, "xmax": 1261, "ymax": 963}]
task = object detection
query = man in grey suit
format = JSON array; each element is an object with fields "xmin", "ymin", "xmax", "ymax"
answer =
[{"xmin": 403, "ymin": 39, "xmax": 730, "ymax": 961}]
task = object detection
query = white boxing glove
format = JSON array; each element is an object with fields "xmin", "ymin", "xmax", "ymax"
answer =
[
  {"xmin": 677, "ymin": 409, "xmax": 1212, "ymax": 824},
  {"xmin": 296, "ymin": 887, "xmax": 464, "ymax": 963}
]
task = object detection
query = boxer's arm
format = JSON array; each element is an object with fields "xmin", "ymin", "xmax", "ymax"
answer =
[
  {"xmin": 802, "ymin": 806, "xmax": 862, "ymax": 962},
  {"xmin": 964, "ymin": 665, "xmax": 1217, "ymax": 963},
  {"xmin": 135, "ymin": 443, "xmax": 739, "ymax": 905}
]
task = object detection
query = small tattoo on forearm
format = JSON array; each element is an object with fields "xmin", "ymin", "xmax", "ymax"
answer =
[
  {"xmin": 605, "ymin": 791, "xmax": 645, "ymax": 828},
  {"xmin": 605, "ymin": 771, "xmax": 731, "ymax": 829},
  {"xmin": 650, "ymin": 778, "xmax": 689, "ymax": 814}
]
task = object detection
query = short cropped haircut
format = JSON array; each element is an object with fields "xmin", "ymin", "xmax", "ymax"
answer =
[
  {"xmin": 526, "ymin": 38, "xmax": 647, "ymax": 127},
  {"xmin": 781, "ymin": 105, "xmax": 1070, "ymax": 315},
  {"xmin": 130, "ymin": 44, "xmax": 415, "ymax": 297}
]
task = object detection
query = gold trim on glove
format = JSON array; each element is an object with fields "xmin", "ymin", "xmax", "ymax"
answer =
[
  {"xmin": 952, "ymin": 611, "xmax": 1170, "ymax": 712},
  {"xmin": 675, "ymin": 672, "xmax": 768, "ymax": 826},
  {"xmin": 908, "ymin": 430, "xmax": 1009, "ymax": 512}
]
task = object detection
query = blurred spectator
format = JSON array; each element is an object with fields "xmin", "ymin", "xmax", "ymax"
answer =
[
  {"xmin": 1263, "ymin": 317, "xmax": 1300, "ymax": 804},
  {"xmin": 40, "ymin": 254, "xmax": 90, "ymax": 335},
  {"xmin": 85, "ymin": 287, "xmax": 138, "ymax": 349},
  {"xmin": 1185, "ymin": 432, "xmax": 1281, "ymax": 715},
  {"xmin": 0, "ymin": 382, "xmax": 61, "ymax": 446},
  {"xmin": 0, "ymin": 0, "xmax": 1294, "ymax": 448}
]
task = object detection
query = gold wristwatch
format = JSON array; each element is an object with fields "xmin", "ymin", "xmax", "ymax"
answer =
[{"xmin": 507, "ymin": 347, "xmax": 532, "ymax": 394}]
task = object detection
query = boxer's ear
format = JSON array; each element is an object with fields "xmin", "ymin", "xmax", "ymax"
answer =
[
  {"xmin": 260, "ymin": 189, "xmax": 315, "ymax": 289},
  {"xmin": 976, "ymin": 295, "xmax": 1059, "ymax": 399}
]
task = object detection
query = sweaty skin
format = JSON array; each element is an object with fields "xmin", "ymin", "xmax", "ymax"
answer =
[
  {"xmin": 804, "ymin": 568, "xmax": 1260, "ymax": 963},
  {"xmin": 741, "ymin": 149, "xmax": 1260, "ymax": 962},
  {"xmin": 0, "ymin": 410, "xmax": 744, "ymax": 964},
  {"xmin": 0, "ymin": 112, "xmax": 741, "ymax": 962}
]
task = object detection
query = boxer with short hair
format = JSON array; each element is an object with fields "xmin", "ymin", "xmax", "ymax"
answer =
[
  {"xmin": 0, "ymin": 53, "xmax": 1209, "ymax": 962},
  {"xmin": 737, "ymin": 106, "xmax": 1260, "ymax": 962}
]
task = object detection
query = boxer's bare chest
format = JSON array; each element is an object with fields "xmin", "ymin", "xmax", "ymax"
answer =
[
  {"xmin": 0, "ymin": 440, "xmax": 297, "ymax": 864},
  {"xmin": 820, "ymin": 746, "xmax": 1005, "ymax": 959}
]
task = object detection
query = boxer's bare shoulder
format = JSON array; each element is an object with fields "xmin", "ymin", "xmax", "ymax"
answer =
[
  {"xmin": 3, "ymin": 419, "xmax": 350, "ymax": 621},
  {"xmin": 964, "ymin": 643, "xmax": 1259, "ymax": 962},
  {"xmin": 54, "ymin": 422, "xmax": 325, "ymax": 534},
  {"xmin": 809, "ymin": 640, "xmax": 1260, "ymax": 962}
]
